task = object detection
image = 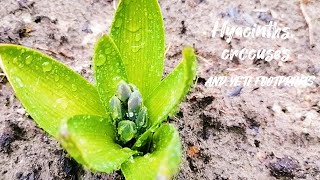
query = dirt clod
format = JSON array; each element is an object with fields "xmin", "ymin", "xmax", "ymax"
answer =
[
  {"xmin": 200, "ymin": 112, "xmax": 223, "ymax": 140},
  {"xmin": 190, "ymin": 96, "xmax": 214, "ymax": 110},
  {"xmin": 269, "ymin": 156, "xmax": 299, "ymax": 179},
  {"xmin": 0, "ymin": 122, "xmax": 25, "ymax": 153}
]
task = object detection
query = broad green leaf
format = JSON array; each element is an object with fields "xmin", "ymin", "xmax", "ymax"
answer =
[
  {"xmin": 145, "ymin": 47, "xmax": 197, "ymax": 127},
  {"xmin": 0, "ymin": 44, "xmax": 106, "ymax": 136},
  {"xmin": 94, "ymin": 35, "xmax": 128, "ymax": 110},
  {"xmin": 59, "ymin": 115, "xmax": 136, "ymax": 173},
  {"xmin": 122, "ymin": 124, "xmax": 182, "ymax": 180},
  {"xmin": 110, "ymin": 0, "xmax": 165, "ymax": 98}
]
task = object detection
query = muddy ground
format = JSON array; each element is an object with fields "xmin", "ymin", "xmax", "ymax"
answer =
[{"xmin": 0, "ymin": 0, "xmax": 320, "ymax": 179}]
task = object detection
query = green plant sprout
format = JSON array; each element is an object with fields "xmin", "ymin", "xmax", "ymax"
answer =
[{"xmin": 0, "ymin": 0, "xmax": 197, "ymax": 179}]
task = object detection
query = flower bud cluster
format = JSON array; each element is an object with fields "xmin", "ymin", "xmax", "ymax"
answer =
[{"xmin": 110, "ymin": 81, "xmax": 148, "ymax": 144}]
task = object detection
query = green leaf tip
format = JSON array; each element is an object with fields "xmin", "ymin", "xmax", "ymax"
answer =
[
  {"xmin": 0, "ymin": 44, "xmax": 106, "ymax": 136},
  {"xmin": 110, "ymin": 0, "xmax": 165, "ymax": 98},
  {"xmin": 94, "ymin": 35, "xmax": 128, "ymax": 112},
  {"xmin": 59, "ymin": 115, "xmax": 136, "ymax": 173},
  {"xmin": 145, "ymin": 47, "xmax": 197, "ymax": 127},
  {"xmin": 122, "ymin": 124, "xmax": 182, "ymax": 180}
]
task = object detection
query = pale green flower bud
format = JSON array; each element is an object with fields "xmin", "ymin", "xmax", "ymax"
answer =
[
  {"xmin": 136, "ymin": 106, "xmax": 148, "ymax": 129},
  {"xmin": 117, "ymin": 81, "xmax": 132, "ymax": 102},
  {"xmin": 128, "ymin": 91, "xmax": 142, "ymax": 115},
  {"xmin": 109, "ymin": 96, "xmax": 122, "ymax": 120},
  {"xmin": 118, "ymin": 120, "xmax": 137, "ymax": 143}
]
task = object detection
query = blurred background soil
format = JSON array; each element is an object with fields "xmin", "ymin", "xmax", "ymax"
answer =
[{"xmin": 0, "ymin": 0, "xmax": 320, "ymax": 179}]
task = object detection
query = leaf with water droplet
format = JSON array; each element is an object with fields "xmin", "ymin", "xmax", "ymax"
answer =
[
  {"xmin": 59, "ymin": 115, "xmax": 136, "ymax": 173},
  {"xmin": 110, "ymin": 0, "xmax": 165, "ymax": 98},
  {"xmin": 95, "ymin": 54, "xmax": 107, "ymax": 66},
  {"xmin": 94, "ymin": 35, "xmax": 128, "ymax": 111},
  {"xmin": 25, "ymin": 56, "xmax": 32, "ymax": 65},
  {"xmin": 122, "ymin": 124, "xmax": 182, "ymax": 180},
  {"xmin": 145, "ymin": 48, "xmax": 197, "ymax": 127},
  {"xmin": 42, "ymin": 62, "xmax": 52, "ymax": 72},
  {"xmin": 0, "ymin": 44, "xmax": 106, "ymax": 136}
]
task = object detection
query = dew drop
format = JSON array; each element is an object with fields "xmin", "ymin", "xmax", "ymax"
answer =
[
  {"xmin": 54, "ymin": 75, "xmax": 60, "ymax": 82},
  {"xmin": 112, "ymin": 76, "xmax": 120, "ymax": 81},
  {"xmin": 114, "ymin": 18, "xmax": 123, "ymax": 28},
  {"xmin": 126, "ymin": 20, "xmax": 140, "ymax": 32},
  {"xmin": 42, "ymin": 62, "xmax": 52, "ymax": 72},
  {"xmin": 25, "ymin": 56, "xmax": 32, "ymax": 65},
  {"xmin": 55, "ymin": 98, "xmax": 68, "ymax": 109},
  {"xmin": 15, "ymin": 77, "xmax": 24, "ymax": 88},
  {"xmin": 104, "ymin": 48, "xmax": 111, "ymax": 55},
  {"xmin": 96, "ymin": 54, "xmax": 106, "ymax": 66},
  {"xmin": 132, "ymin": 47, "xmax": 141, "ymax": 53},
  {"xmin": 71, "ymin": 84, "xmax": 77, "ymax": 91},
  {"xmin": 135, "ymin": 33, "xmax": 142, "ymax": 42},
  {"xmin": 13, "ymin": 57, "xmax": 18, "ymax": 64},
  {"xmin": 78, "ymin": 139, "xmax": 86, "ymax": 145},
  {"xmin": 131, "ymin": 42, "xmax": 145, "ymax": 53}
]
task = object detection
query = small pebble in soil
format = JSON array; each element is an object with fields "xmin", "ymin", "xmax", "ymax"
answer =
[
  {"xmin": 180, "ymin": 20, "xmax": 187, "ymax": 34},
  {"xmin": 228, "ymin": 86, "xmax": 243, "ymax": 97},
  {"xmin": 186, "ymin": 157, "xmax": 198, "ymax": 172},
  {"xmin": 82, "ymin": 21, "xmax": 93, "ymax": 34},
  {"xmin": 190, "ymin": 96, "xmax": 214, "ymax": 110},
  {"xmin": 199, "ymin": 113, "xmax": 223, "ymax": 140},
  {"xmin": 187, "ymin": 145, "xmax": 200, "ymax": 158},
  {"xmin": 269, "ymin": 156, "xmax": 299, "ymax": 178},
  {"xmin": 257, "ymin": 11, "xmax": 273, "ymax": 23},
  {"xmin": 16, "ymin": 108, "xmax": 26, "ymax": 115},
  {"xmin": 196, "ymin": 77, "xmax": 206, "ymax": 85}
]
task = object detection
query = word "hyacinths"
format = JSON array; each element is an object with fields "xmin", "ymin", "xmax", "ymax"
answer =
[
  {"xmin": 110, "ymin": 81, "xmax": 148, "ymax": 144},
  {"xmin": 0, "ymin": 0, "xmax": 197, "ymax": 179}
]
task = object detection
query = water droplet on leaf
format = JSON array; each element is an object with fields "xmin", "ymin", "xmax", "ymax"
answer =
[
  {"xmin": 15, "ymin": 77, "xmax": 24, "ymax": 88},
  {"xmin": 25, "ymin": 56, "xmax": 32, "ymax": 64},
  {"xmin": 96, "ymin": 54, "xmax": 106, "ymax": 66},
  {"xmin": 13, "ymin": 57, "xmax": 18, "ymax": 64},
  {"xmin": 42, "ymin": 62, "xmax": 52, "ymax": 72},
  {"xmin": 115, "ymin": 18, "xmax": 123, "ymax": 28},
  {"xmin": 71, "ymin": 84, "xmax": 77, "ymax": 91},
  {"xmin": 54, "ymin": 75, "xmax": 60, "ymax": 82},
  {"xmin": 135, "ymin": 33, "xmax": 142, "ymax": 41},
  {"xmin": 126, "ymin": 20, "xmax": 140, "ymax": 32},
  {"xmin": 55, "ymin": 98, "xmax": 68, "ymax": 109}
]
